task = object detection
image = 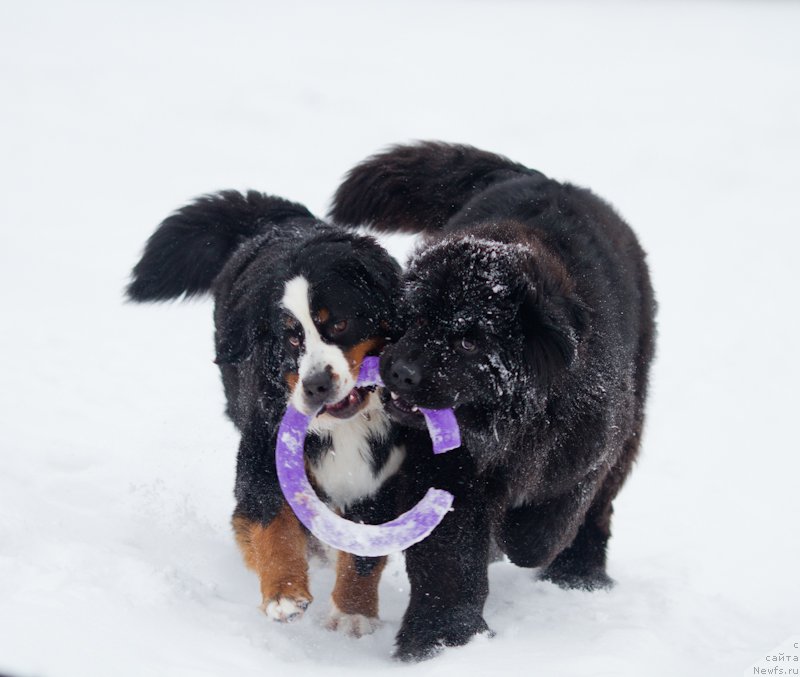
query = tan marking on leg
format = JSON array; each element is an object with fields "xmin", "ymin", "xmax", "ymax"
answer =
[
  {"xmin": 331, "ymin": 551, "xmax": 386, "ymax": 618},
  {"xmin": 231, "ymin": 506, "xmax": 312, "ymax": 620}
]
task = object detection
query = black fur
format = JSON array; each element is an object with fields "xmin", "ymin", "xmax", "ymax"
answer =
[
  {"xmin": 127, "ymin": 189, "xmax": 405, "ymax": 559},
  {"xmin": 332, "ymin": 142, "xmax": 656, "ymax": 661},
  {"xmin": 331, "ymin": 141, "xmax": 543, "ymax": 234},
  {"xmin": 127, "ymin": 190, "xmax": 313, "ymax": 302}
]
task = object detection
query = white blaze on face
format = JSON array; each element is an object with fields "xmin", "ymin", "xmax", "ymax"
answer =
[{"xmin": 281, "ymin": 276, "xmax": 355, "ymax": 414}]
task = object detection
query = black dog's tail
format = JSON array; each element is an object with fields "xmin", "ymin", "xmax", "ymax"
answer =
[
  {"xmin": 329, "ymin": 141, "xmax": 535, "ymax": 233},
  {"xmin": 127, "ymin": 190, "xmax": 314, "ymax": 302}
]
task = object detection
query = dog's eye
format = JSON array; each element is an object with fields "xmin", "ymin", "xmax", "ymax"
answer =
[
  {"xmin": 288, "ymin": 335, "xmax": 302, "ymax": 348},
  {"xmin": 332, "ymin": 319, "xmax": 348, "ymax": 334},
  {"xmin": 457, "ymin": 337, "xmax": 477, "ymax": 353}
]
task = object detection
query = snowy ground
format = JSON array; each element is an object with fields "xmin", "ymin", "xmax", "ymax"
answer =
[{"xmin": 2, "ymin": 1, "xmax": 799, "ymax": 675}]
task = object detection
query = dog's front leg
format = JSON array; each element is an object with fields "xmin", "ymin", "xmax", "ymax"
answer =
[
  {"xmin": 232, "ymin": 504, "xmax": 312, "ymax": 621},
  {"xmin": 395, "ymin": 453, "xmax": 492, "ymax": 661},
  {"xmin": 232, "ymin": 418, "xmax": 312, "ymax": 621},
  {"xmin": 327, "ymin": 552, "xmax": 386, "ymax": 636},
  {"xmin": 326, "ymin": 483, "xmax": 399, "ymax": 636}
]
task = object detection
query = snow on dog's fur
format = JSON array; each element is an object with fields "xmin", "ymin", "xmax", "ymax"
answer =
[
  {"xmin": 332, "ymin": 142, "xmax": 656, "ymax": 660},
  {"xmin": 128, "ymin": 190, "xmax": 405, "ymax": 633}
]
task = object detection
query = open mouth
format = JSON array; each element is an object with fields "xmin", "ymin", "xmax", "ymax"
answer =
[
  {"xmin": 389, "ymin": 391, "xmax": 420, "ymax": 414},
  {"xmin": 320, "ymin": 385, "xmax": 375, "ymax": 419},
  {"xmin": 382, "ymin": 390, "xmax": 426, "ymax": 426}
]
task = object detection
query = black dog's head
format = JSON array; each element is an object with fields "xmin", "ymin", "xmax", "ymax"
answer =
[
  {"xmin": 380, "ymin": 230, "xmax": 588, "ymax": 428},
  {"xmin": 216, "ymin": 229, "xmax": 403, "ymax": 420}
]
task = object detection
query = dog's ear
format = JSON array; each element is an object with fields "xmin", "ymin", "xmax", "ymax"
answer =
[
  {"xmin": 214, "ymin": 299, "xmax": 254, "ymax": 365},
  {"xmin": 519, "ymin": 281, "xmax": 589, "ymax": 389},
  {"xmin": 372, "ymin": 259, "xmax": 405, "ymax": 343}
]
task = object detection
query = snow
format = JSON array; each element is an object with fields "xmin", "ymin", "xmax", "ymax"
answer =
[{"xmin": 2, "ymin": 1, "xmax": 799, "ymax": 676}]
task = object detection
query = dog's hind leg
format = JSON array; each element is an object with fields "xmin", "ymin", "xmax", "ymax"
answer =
[
  {"xmin": 540, "ymin": 430, "xmax": 641, "ymax": 591},
  {"xmin": 537, "ymin": 497, "xmax": 615, "ymax": 591},
  {"xmin": 232, "ymin": 504, "xmax": 313, "ymax": 622},
  {"xmin": 498, "ymin": 484, "xmax": 595, "ymax": 573}
]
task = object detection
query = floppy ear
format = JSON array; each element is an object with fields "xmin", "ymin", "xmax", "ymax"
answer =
[
  {"xmin": 372, "ymin": 262, "xmax": 405, "ymax": 343},
  {"xmin": 214, "ymin": 300, "xmax": 254, "ymax": 365},
  {"xmin": 519, "ymin": 283, "xmax": 589, "ymax": 388}
]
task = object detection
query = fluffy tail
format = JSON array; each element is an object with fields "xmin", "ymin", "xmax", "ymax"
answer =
[
  {"xmin": 127, "ymin": 190, "xmax": 314, "ymax": 302},
  {"xmin": 329, "ymin": 141, "xmax": 536, "ymax": 233}
]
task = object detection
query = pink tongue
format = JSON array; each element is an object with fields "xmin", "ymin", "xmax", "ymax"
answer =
[{"xmin": 327, "ymin": 389, "xmax": 357, "ymax": 412}]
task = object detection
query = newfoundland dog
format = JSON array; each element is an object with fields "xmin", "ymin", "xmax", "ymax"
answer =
[{"xmin": 331, "ymin": 142, "xmax": 656, "ymax": 659}]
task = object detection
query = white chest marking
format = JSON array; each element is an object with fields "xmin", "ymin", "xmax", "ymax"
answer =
[{"xmin": 308, "ymin": 392, "xmax": 405, "ymax": 509}]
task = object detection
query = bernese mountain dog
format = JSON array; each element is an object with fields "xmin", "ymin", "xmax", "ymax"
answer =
[
  {"xmin": 127, "ymin": 190, "xmax": 405, "ymax": 636},
  {"xmin": 331, "ymin": 142, "xmax": 657, "ymax": 660}
]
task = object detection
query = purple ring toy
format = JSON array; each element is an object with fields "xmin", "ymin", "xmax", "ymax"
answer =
[{"xmin": 275, "ymin": 356, "xmax": 460, "ymax": 557}]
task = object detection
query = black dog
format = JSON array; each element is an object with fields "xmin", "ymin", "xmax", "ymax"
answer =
[
  {"xmin": 128, "ymin": 190, "xmax": 406, "ymax": 635},
  {"xmin": 331, "ymin": 142, "xmax": 656, "ymax": 659}
]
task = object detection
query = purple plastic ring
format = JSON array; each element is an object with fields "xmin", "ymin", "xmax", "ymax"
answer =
[{"xmin": 275, "ymin": 356, "xmax": 461, "ymax": 557}]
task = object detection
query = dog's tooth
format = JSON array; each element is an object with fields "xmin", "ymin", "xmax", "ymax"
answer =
[
  {"xmin": 411, "ymin": 405, "xmax": 419, "ymax": 412},
  {"xmin": 391, "ymin": 392, "xmax": 399, "ymax": 400}
]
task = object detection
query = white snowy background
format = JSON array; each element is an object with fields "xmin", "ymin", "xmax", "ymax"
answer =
[{"xmin": 1, "ymin": 1, "xmax": 798, "ymax": 676}]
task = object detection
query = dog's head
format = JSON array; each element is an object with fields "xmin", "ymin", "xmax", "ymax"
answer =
[
  {"xmin": 380, "ymin": 231, "xmax": 588, "ymax": 427},
  {"xmin": 215, "ymin": 230, "xmax": 402, "ymax": 420}
]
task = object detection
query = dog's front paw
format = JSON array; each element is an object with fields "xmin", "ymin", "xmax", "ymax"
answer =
[
  {"xmin": 394, "ymin": 605, "xmax": 492, "ymax": 662},
  {"xmin": 325, "ymin": 604, "xmax": 381, "ymax": 637},
  {"xmin": 261, "ymin": 594, "xmax": 311, "ymax": 622}
]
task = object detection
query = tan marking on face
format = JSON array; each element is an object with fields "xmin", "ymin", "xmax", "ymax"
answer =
[
  {"xmin": 331, "ymin": 551, "xmax": 386, "ymax": 619},
  {"xmin": 313, "ymin": 307, "xmax": 330, "ymax": 324},
  {"xmin": 345, "ymin": 337, "xmax": 385, "ymax": 378},
  {"xmin": 231, "ymin": 506, "xmax": 312, "ymax": 610},
  {"xmin": 284, "ymin": 371, "xmax": 299, "ymax": 394}
]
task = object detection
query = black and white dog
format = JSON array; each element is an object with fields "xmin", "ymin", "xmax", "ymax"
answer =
[
  {"xmin": 128, "ymin": 190, "xmax": 406, "ymax": 635},
  {"xmin": 331, "ymin": 142, "xmax": 657, "ymax": 659}
]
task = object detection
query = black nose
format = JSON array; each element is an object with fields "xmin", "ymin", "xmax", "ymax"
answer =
[
  {"xmin": 386, "ymin": 358, "xmax": 422, "ymax": 389},
  {"xmin": 302, "ymin": 370, "xmax": 334, "ymax": 405}
]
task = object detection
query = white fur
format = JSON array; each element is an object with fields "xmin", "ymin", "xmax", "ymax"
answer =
[
  {"xmin": 309, "ymin": 392, "xmax": 405, "ymax": 509},
  {"xmin": 326, "ymin": 603, "xmax": 381, "ymax": 636},
  {"xmin": 262, "ymin": 595, "xmax": 309, "ymax": 622},
  {"xmin": 281, "ymin": 276, "xmax": 404, "ymax": 508},
  {"xmin": 281, "ymin": 276, "xmax": 355, "ymax": 414}
]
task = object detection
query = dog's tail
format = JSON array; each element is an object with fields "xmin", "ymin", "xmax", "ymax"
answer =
[
  {"xmin": 329, "ymin": 141, "xmax": 536, "ymax": 233},
  {"xmin": 127, "ymin": 190, "xmax": 315, "ymax": 302}
]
